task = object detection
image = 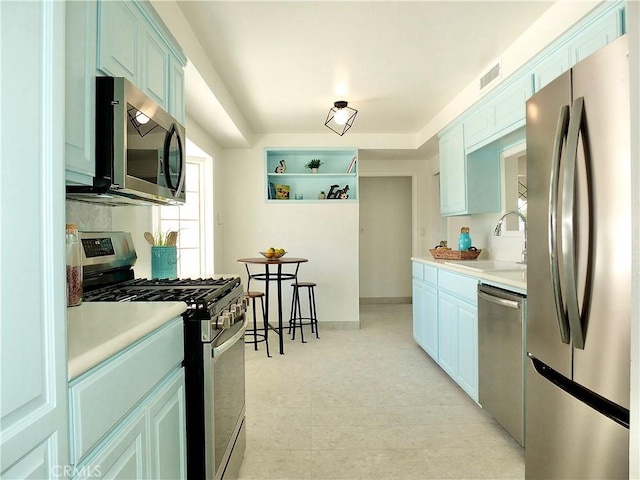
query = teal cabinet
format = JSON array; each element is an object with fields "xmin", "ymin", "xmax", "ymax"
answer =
[
  {"xmin": 532, "ymin": 46, "xmax": 571, "ymax": 93},
  {"xmin": 464, "ymin": 75, "xmax": 532, "ymax": 152},
  {"xmin": 570, "ymin": 5, "xmax": 622, "ymax": 65},
  {"xmin": 1, "ymin": 2, "xmax": 69, "ymax": 477},
  {"xmin": 492, "ymin": 75, "xmax": 531, "ymax": 139},
  {"xmin": 412, "ymin": 278, "xmax": 428, "ymax": 349},
  {"xmin": 169, "ymin": 56, "xmax": 186, "ymax": 123},
  {"xmin": 412, "ymin": 263, "xmax": 438, "ymax": 360},
  {"xmin": 412, "ymin": 262, "xmax": 479, "ymax": 403},
  {"xmin": 437, "ymin": 271, "xmax": 479, "ymax": 402},
  {"xmin": 96, "ymin": 0, "xmax": 186, "ymax": 118},
  {"xmin": 140, "ymin": 24, "xmax": 170, "ymax": 109},
  {"xmin": 69, "ymin": 319, "xmax": 186, "ymax": 479},
  {"xmin": 437, "ymin": 291, "xmax": 459, "ymax": 378},
  {"xmin": 438, "ymin": 124, "xmax": 467, "ymax": 215},
  {"xmin": 438, "ymin": 124, "xmax": 501, "ymax": 217},
  {"xmin": 74, "ymin": 410, "xmax": 148, "ymax": 480},
  {"xmin": 148, "ymin": 370, "xmax": 187, "ymax": 479},
  {"xmin": 65, "ymin": 0, "xmax": 98, "ymax": 186},
  {"xmin": 265, "ymin": 148, "xmax": 358, "ymax": 202},
  {"xmin": 72, "ymin": 369, "xmax": 186, "ymax": 480},
  {"xmin": 97, "ymin": 0, "xmax": 139, "ymax": 81}
]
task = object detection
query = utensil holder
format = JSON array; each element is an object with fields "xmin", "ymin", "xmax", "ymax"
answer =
[{"xmin": 152, "ymin": 246, "xmax": 177, "ymax": 279}]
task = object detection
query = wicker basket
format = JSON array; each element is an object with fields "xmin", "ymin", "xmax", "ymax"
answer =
[{"xmin": 429, "ymin": 248, "xmax": 482, "ymax": 260}]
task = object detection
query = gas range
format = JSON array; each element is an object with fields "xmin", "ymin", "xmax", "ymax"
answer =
[
  {"xmin": 83, "ymin": 276, "xmax": 243, "ymax": 318},
  {"xmin": 79, "ymin": 231, "xmax": 245, "ymax": 337}
]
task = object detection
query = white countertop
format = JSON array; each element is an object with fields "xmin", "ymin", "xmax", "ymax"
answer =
[
  {"xmin": 67, "ymin": 301, "xmax": 188, "ymax": 381},
  {"xmin": 411, "ymin": 257, "xmax": 527, "ymax": 293}
]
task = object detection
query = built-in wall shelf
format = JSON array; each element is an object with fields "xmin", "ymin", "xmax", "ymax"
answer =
[{"xmin": 265, "ymin": 148, "xmax": 358, "ymax": 202}]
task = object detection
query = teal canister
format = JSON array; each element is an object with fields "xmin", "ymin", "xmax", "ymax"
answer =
[
  {"xmin": 151, "ymin": 246, "xmax": 178, "ymax": 279},
  {"xmin": 458, "ymin": 226, "xmax": 472, "ymax": 251}
]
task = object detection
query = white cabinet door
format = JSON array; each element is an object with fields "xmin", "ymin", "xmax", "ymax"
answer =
[{"xmin": 0, "ymin": 1, "xmax": 68, "ymax": 476}]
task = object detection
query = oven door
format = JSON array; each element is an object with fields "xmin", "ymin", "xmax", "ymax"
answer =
[{"xmin": 204, "ymin": 316, "xmax": 247, "ymax": 480}]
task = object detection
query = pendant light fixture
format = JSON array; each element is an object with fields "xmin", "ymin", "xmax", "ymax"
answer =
[{"xmin": 324, "ymin": 100, "xmax": 358, "ymax": 136}]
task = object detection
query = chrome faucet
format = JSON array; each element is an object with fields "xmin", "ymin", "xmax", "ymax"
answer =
[{"xmin": 494, "ymin": 210, "xmax": 528, "ymax": 264}]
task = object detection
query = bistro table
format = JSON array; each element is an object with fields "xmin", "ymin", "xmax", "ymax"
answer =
[{"xmin": 237, "ymin": 257, "xmax": 308, "ymax": 355}]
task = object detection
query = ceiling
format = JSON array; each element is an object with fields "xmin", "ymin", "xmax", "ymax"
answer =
[{"xmin": 175, "ymin": 1, "xmax": 554, "ymax": 156}]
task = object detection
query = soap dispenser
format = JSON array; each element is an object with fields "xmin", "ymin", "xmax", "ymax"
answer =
[{"xmin": 458, "ymin": 226, "xmax": 472, "ymax": 251}]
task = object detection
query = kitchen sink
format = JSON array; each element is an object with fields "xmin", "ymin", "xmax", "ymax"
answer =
[{"xmin": 444, "ymin": 260, "xmax": 527, "ymax": 272}]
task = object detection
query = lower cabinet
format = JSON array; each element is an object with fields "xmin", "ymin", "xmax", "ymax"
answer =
[
  {"xmin": 73, "ymin": 369, "xmax": 186, "ymax": 480},
  {"xmin": 412, "ymin": 278, "xmax": 439, "ymax": 360},
  {"xmin": 438, "ymin": 291, "xmax": 478, "ymax": 401},
  {"xmin": 69, "ymin": 318, "xmax": 186, "ymax": 480},
  {"xmin": 412, "ymin": 262, "xmax": 479, "ymax": 403}
]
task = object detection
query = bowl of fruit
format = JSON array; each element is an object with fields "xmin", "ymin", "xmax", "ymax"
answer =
[{"xmin": 260, "ymin": 248, "xmax": 286, "ymax": 259}]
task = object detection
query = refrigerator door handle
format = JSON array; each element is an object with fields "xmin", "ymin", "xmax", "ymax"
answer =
[
  {"xmin": 549, "ymin": 104, "xmax": 571, "ymax": 344},
  {"xmin": 562, "ymin": 97, "xmax": 586, "ymax": 349}
]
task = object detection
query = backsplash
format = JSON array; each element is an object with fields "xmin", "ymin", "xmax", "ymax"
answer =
[
  {"xmin": 447, "ymin": 213, "xmax": 526, "ymax": 263},
  {"xmin": 66, "ymin": 200, "xmax": 112, "ymax": 231},
  {"xmin": 66, "ymin": 200, "xmax": 154, "ymax": 277}
]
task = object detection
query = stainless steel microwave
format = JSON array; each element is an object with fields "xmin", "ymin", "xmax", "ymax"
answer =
[{"xmin": 66, "ymin": 77, "xmax": 186, "ymax": 206}]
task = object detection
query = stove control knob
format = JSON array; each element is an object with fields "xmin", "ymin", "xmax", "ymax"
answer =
[
  {"xmin": 234, "ymin": 303, "xmax": 244, "ymax": 316},
  {"xmin": 220, "ymin": 313, "xmax": 232, "ymax": 330}
]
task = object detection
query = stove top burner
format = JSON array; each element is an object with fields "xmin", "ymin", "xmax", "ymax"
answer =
[
  {"xmin": 125, "ymin": 277, "xmax": 237, "ymax": 288},
  {"xmin": 83, "ymin": 276, "xmax": 242, "ymax": 313}
]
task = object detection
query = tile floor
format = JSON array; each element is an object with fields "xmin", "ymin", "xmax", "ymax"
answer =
[{"xmin": 239, "ymin": 302, "xmax": 524, "ymax": 479}]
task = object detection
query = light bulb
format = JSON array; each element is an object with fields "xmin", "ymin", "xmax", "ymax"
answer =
[
  {"xmin": 334, "ymin": 108, "xmax": 349, "ymax": 125},
  {"xmin": 136, "ymin": 111, "xmax": 150, "ymax": 125}
]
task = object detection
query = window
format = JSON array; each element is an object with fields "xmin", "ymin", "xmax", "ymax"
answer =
[{"xmin": 156, "ymin": 142, "xmax": 213, "ymax": 277}]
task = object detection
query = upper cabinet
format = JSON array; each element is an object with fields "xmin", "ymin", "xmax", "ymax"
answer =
[
  {"xmin": 265, "ymin": 148, "xmax": 359, "ymax": 202},
  {"xmin": 66, "ymin": 0, "xmax": 187, "ymax": 187},
  {"xmin": 438, "ymin": 0, "xmax": 626, "ymax": 217},
  {"xmin": 97, "ymin": 0, "xmax": 186, "ymax": 121},
  {"xmin": 439, "ymin": 124, "xmax": 501, "ymax": 217},
  {"xmin": 65, "ymin": 0, "xmax": 98, "ymax": 184}
]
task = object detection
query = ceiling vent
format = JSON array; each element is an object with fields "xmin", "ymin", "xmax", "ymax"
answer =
[{"xmin": 479, "ymin": 60, "xmax": 502, "ymax": 94}]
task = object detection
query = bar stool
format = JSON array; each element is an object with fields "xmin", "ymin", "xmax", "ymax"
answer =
[
  {"xmin": 244, "ymin": 291, "xmax": 271, "ymax": 357},
  {"xmin": 289, "ymin": 282, "xmax": 319, "ymax": 342}
]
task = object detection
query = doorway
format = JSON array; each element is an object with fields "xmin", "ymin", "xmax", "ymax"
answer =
[{"xmin": 359, "ymin": 176, "xmax": 412, "ymax": 302}]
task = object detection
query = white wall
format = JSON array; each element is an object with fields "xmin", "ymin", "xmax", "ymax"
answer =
[
  {"xmin": 359, "ymin": 176, "xmax": 412, "ymax": 299},
  {"xmin": 218, "ymin": 137, "xmax": 360, "ymax": 327},
  {"xmin": 628, "ymin": 0, "xmax": 640, "ymax": 474}
]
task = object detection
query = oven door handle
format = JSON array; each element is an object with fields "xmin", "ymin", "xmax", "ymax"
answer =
[{"xmin": 213, "ymin": 317, "xmax": 248, "ymax": 357}]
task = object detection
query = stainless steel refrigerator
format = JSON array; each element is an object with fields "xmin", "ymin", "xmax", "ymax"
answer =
[{"xmin": 525, "ymin": 34, "xmax": 630, "ymax": 479}]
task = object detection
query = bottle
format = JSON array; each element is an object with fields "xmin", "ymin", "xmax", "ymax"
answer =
[
  {"xmin": 458, "ymin": 226, "xmax": 472, "ymax": 251},
  {"xmin": 66, "ymin": 224, "xmax": 83, "ymax": 306}
]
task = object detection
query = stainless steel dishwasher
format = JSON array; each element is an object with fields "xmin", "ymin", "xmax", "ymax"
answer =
[{"xmin": 478, "ymin": 284, "xmax": 526, "ymax": 446}]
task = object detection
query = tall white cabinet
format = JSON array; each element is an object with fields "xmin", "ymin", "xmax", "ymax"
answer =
[{"xmin": 1, "ymin": 1, "xmax": 69, "ymax": 477}]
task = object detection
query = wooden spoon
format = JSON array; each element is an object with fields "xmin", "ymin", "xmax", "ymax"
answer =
[
  {"xmin": 144, "ymin": 232, "xmax": 155, "ymax": 246},
  {"xmin": 167, "ymin": 231, "xmax": 178, "ymax": 246}
]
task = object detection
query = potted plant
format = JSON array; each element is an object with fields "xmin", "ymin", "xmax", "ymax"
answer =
[
  {"xmin": 318, "ymin": 190, "xmax": 326, "ymax": 199},
  {"xmin": 305, "ymin": 158, "xmax": 323, "ymax": 173}
]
